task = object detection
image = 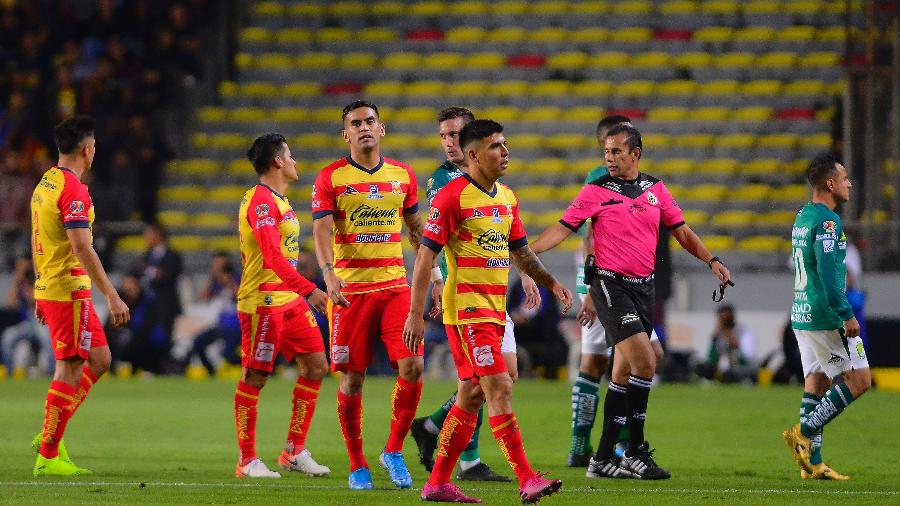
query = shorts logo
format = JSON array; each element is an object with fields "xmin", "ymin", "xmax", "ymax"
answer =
[
  {"xmin": 828, "ymin": 353, "xmax": 844, "ymax": 364},
  {"xmin": 255, "ymin": 203, "xmax": 270, "ymax": 217},
  {"xmin": 79, "ymin": 330, "xmax": 92, "ymax": 351},
  {"xmin": 56, "ymin": 340, "xmax": 67, "ymax": 350},
  {"xmin": 70, "ymin": 200, "xmax": 85, "ymax": 213},
  {"xmin": 254, "ymin": 342, "xmax": 275, "ymax": 362},
  {"xmin": 620, "ymin": 313, "xmax": 640, "ymax": 326},
  {"xmin": 332, "ymin": 345, "xmax": 349, "ymax": 364},
  {"xmin": 856, "ymin": 343, "xmax": 866, "ymax": 360},
  {"xmin": 473, "ymin": 345, "xmax": 494, "ymax": 367}
]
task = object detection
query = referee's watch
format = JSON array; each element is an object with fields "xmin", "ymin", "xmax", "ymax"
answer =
[{"xmin": 707, "ymin": 256, "xmax": 722, "ymax": 269}]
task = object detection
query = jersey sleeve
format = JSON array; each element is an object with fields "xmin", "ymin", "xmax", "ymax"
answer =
[
  {"xmin": 508, "ymin": 198, "xmax": 528, "ymax": 250},
  {"xmin": 559, "ymin": 185, "xmax": 599, "ymax": 232},
  {"xmin": 403, "ymin": 165, "xmax": 419, "ymax": 214},
  {"xmin": 812, "ymin": 219, "xmax": 854, "ymax": 321},
  {"xmin": 421, "ymin": 187, "xmax": 460, "ymax": 253},
  {"xmin": 57, "ymin": 179, "xmax": 91, "ymax": 229},
  {"xmin": 656, "ymin": 182, "xmax": 685, "ymax": 229},
  {"xmin": 311, "ymin": 169, "xmax": 336, "ymax": 220},
  {"xmin": 249, "ymin": 191, "xmax": 318, "ymax": 296}
]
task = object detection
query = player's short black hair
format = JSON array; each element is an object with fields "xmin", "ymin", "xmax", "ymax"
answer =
[
  {"xmin": 458, "ymin": 119, "xmax": 504, "ymax": 153},
  {"xmin": 342, "ymin": 100, "xmax": 379, "ymax": 122},
  {"xmin": 437, "ymin": 106, "xmax": 475, "ymax": 124},
  {"xmin": 247, "ymin": 133, "xmax": 287, "ymax": 175},
  {"xmin": 596, "ymin": 115, "xmax": 632, "ymax": 138},
  {"xmin": 807, "ymin": 152, "xmax": 842, "ymax": 188},
  {"xmin": 53, "ymin": 115, "xmax": 95, "ymax": 155},
  {"xmin": 606, "ymin": 124, "xmax": 642, "ymax": 155}
]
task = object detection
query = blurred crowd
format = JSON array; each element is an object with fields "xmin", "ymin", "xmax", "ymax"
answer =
[{"xmin": 0, "ymin": 0, "xmax": 217, "ymax": 266}]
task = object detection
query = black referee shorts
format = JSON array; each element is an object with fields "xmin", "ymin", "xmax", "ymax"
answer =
[{"xmin": 589, "ymin": 274, "xmax": 655, "ymax": 345}]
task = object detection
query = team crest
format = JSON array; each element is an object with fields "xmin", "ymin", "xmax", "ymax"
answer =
[
  {"xmin": 255, "ymin": 203, "xmax": 269, "ymax": 217},
  {"xmin": 646, "ymin": 192, "xmax": 658, "ymax": 206},
  {"xmin": 470, "ymin": 208, "xmax": 484, "ymax": 219},
  {"xmin": 823, "ymin": 221, "xmax": 836, "ymax": 233},
  {"xmin": 492, "ymin": 207, "xmax": 502, "ymax": 223},
  {"xmin": 391, "ymin": 181, "xmax": 403, "ymax": 195},
  {"xmin": 428, "ymin": 207, "xmax": 440, "ymax": 221},
  {"xmin": 505, "ymin": 203, "xmax": 513, "ymax": 216},
  {"xmin": 367, "ymin": 184, "xmax": 383, "ymax": 199},
  {"xmin": 344, "ymin": 186, "xmax": 359, "ymax": 195},
  {"xmin": 70, "ymin": 200, "xmax": 85, "ymax": 213}
]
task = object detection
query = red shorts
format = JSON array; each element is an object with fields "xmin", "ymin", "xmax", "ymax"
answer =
[
  {"xmin": 37, "ymin": 299, "xmax": 108, "ymax": 361},
  {"xmin": 328, "ymin": 286, "xmax": 421, "ymax": 373},
  {"xmin": 445, "ymin": 322, "xmax": 508, "ymax": 382},
  {"xmin": 240, "ymin": 303, "xmax": 324, "ymax": 372}
]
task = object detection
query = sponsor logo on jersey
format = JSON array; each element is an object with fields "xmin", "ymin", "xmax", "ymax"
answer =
[
  {"xmin": 639, "ymin": 179, "xmax": 653, "ymax": 191},
  {"xmin": 603, "ymin": 182, "xmax": 622, "ymax": 192},
  {"xmin": 354, "ymin": 233, "xmax": 392, "ymax": 243},
  {"xmin": 469, "ymin": 208, "xmax": 484, "ymax": 219},
  {"xmin": 486, "ymin": 258, "xmax": 510, "ymax": 268},
  {"xmin": 476, "ymin": 229, "xmax": 509, "ymax": 252},
  {"xmin": 281, "ymin": 210, "xmax": 297, "ymax": 223},
  {"xmin": 426, "ymin": 178, "xmax": 434, "ymax": 192},
  {"xmin": 348, "ymin": 204, "xmax": 397, "ymax": 224},
  {"xmin": 264, "ymin": 294, "xmax": 273, "ymax": 305},
  {"xmin": 424, "ymin": 222, "xmax": 441, "ymax": 234},
  {"xmin": 428, "ymin": 207, "xmax": 440, "ymax": 221},
  {"xmin": 823, "ymin": 221, "xmax": 836, "ymax": 233},
  {"xmin": 391, "ymin": 181, "xmax": 402, "ymax": 195},
  {"xmin": 492, "ymin": 207, "xmax": 502, "ymax": 223},
  {"xmin": 474, "ymin": 345, "xmax": 494, "ymax": 367},
  {"xmin": 332, "ymin": 345, "xmax": 349, "ymax": 364},
  {"xmin": 344, "ymin": 186, "xmax": 359, "ymax": 195},
  {"xmin": 367, "ymin": 184, "xmax": 383, "ymax": 199},
  {"xmin": 78, "ymin": 330, "xmax": 91, "ymax": 351},
  {"xmin": 256, "ymin": 217, "xmax": 276, "ymax": 228},
  {"xmin": 255, "ymin": 203, "xmax": 270, "ymax": 217},
  {"xmin": 823, "ymin": 239, "xmax": 834, "ymax": 253},
  {"xmin": 505, "ymin": 203, "xmax": 513, "ymax": 216},
  {"xmin": 254, "ymin": 342, "xmax": 275, "ymax": 362},
  {"xmin": 70, "ymin": 200, "xmax": 85, "ymax": 213},
  {"xmin": 646, "ymin": 191, "xmax": 658, "ymax": 206},
  {"xmin": 284, "ymin": 233, "xmax": 299, "ymax": 252}
]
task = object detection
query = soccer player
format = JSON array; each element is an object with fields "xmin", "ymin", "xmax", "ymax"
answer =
[
  {"xmin": 403, "ymin": 119, "xmax": 572, "ymax": 503},
  {"xmin": 782, "ymin": 153, "xmax": 870, "ymax": 478},
  {"xmin": 312, "ymin": 101, "xmax": 424, "ymax": 490},
  {"xmin": 233, "ymin": 134, "xmax": 331, "ymax": 479},
  {"xmin": 410, "ymin": 106, "xmax": 538, "ymax": 482},
  {"xmin": 31, "ymin": 115, "xmax": 130, "ymax": 476},
  {"xmin": 531, "ymin": 125, "xmax": 731, "ymax": 479}
]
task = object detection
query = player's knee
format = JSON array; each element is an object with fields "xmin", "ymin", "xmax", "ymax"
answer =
[
  {"xmin": 89, "ymin": 348, "xmax": 112, "ymax": 377},
  {"xmin": 847, "ymin": 368, "xmax": 872, "ymax": 397},
  {"xmin": 399, "ymin": 358, "xmax": 424, "ymax": 382},
  {"xmin": 581, "ymin": 354, "xmax": 609, "ymax": 379},
  {"xmin": 53, "ymin": 357, "xmax": 86, "ymax": 386},
  {"xmin": 341, "ymin": 372, "xmax": 365, "ymax": 395},
  {"xmin": 632, "ymin": 355, "xmax": 656, "ymax": 378},
  {"xmin": 304, "ymin": 362, "xmax": 328, "ymax": 382},
  {"xmin": 243, "ymin": 369, "xmax": 269, "ymax": 389}
]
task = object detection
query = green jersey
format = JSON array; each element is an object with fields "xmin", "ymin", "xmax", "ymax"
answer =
[
  {"xmin": 790, "ymin": 202, "xmax": 854, "ymax": 330},
  {"xmin": 576, "ymin": 165, "xmax": 609, "ymax": 294},
  {"xmin": 427, "ymin": 160, "xmax": 465, "ymax": 278}
]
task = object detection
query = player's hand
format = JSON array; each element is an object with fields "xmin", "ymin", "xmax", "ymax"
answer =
[
  {"xmin": 429, "ymin": 279, "xmax": 443, "ymax": 319},
  {"xmin": 843, "ymin": 316, "xmax": 860, "ymax": 338},
  {"xmin": 402, "ymin": 313, "xmax": 425, "ymax": 353},
  {"xmin": 552, "ymin": 281, "xmax": 573, "ymax": 314},
  {"xmin": 521, "ymin": 274, "xmax": 542, "ymax": 310},
  {"xmin": 107, "ymin": 293, "xmax": 130, "ymax": 328},
  {"xmin": 577, "ymin": 293, "xmax": 595, "ymax": 328},
  {"xmin": 712, "ymin": 261, "xmax": 731, "ymax": 286},
  {"xmin": 324, "ymin": 270, "xmax": 350, "ymax": 307},
  {"xmin": 307, "ymin": 288, "xmax": 328, "ymax": 314},
  {"xmin": 34, "ymin": 304, "xmax": 46, "ymax": 325}
]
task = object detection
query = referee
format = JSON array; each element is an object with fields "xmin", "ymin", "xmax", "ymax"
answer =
[{"xmin": 531, "ymin": 125, "xmax": 731, "ymax": 479}]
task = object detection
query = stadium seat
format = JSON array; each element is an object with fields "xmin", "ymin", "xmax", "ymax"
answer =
[
  {"xmin": 572, "ymin": 158, "xmax": 605, "ymax": 174},
  {"xmin": 632, "ymin": 51, "xmax": 670, "ymax": 68},
  {"xmin": 116, "ymin": 235, "xmax": 147, "ymax": 253},
  {"xmin": 480, "ymin": 106, "xmax": 520, "ymax": 123},
  {"xmin": 784, "ymin": 0, "xmax": 822, "ymax": 16},
  {"xmin": 783, "ymin": 79, "xmax": 825, "ymax": 96},
  {"xmin": 711, "ymin": 210, "xmax": 756, "ymax": 228},
  {"xmin": 641, "ymin": 133, "xmax": 672, "ymax": 149},
  {"xmin": 756, "ymin": 51, "xmax": 798, "ymax": 68},
  {"xmin": 339, "ymin": 52, "xmax": 378, "ymax": 68},
  {"xmin": 240, "ymin": 82, "xmax": 278, "ymax": 98},
  {"xmin": 208, "ymin": 235, "xmax": 240, "ymax": 252},
  {"xmin": 311, "ymin": 107, "xmax": 343, "ymax": 124},
  {"xmin": 170, "ymin": 235, "xmax": 205, "ymax": 252},
  {"xmin": 256, "ymin": 52, "xmax": 294, "ymax": 70},
  {"xmin": 286, "ymin": 3, "xmax": 320, "ymax": 17},
  {"xmin": 729, "ymin": 184, "xmax": 772, "ymax": 201},
  {"xmin": 531, "ymin": 27, "xmax": 568, "ymax": 44},
  {"xmin": 570, "ymin": 1, "xmax": 609, "ymax": 15},
  {"xmin": 676, "ymin": 234, "xmax": 734, "ymax": 251},
  {"xmin": 406, "ymin": 81, "xmax": 447, "ymax": 96},
  {"xmin": 394, "ymin": 107, "xmax": 435, "ymax": 123},
  {"xmin": 653, "ymin": 158, "xmax": 695, "ymax": 175},
  {"xmin": 358, "ymin": 27, "xmax": 397, "ymax": 43},
  {"xmin": 198, "ymin": 107, "xmax": 227, "ymax": 123},
  {"xmin": 295, "ymin": 133, "xmax": 337, "ymax": 150},
  {"xmin": 369, "ymin": 1, "xmax": 405, "ymax": 16},
  {"xmin": 701, "ymin": 0, "xmax": 740, "ymax": 15},
  {"xmin": 783, "ymin": 159, "xmax": 809, "ymax": 175},
  {"xmin": 382, "ymin": 52, "xmax": 422, "ymax": 69},
  {"xmin": 296, "ymin": 52, "xmax": 337, "ymax": 68},
  {"xmin": 647, "ymin": 106, "xmax": 689, "ymax": 122},
  {"xmin": 659, "ymin": 0, "xmax": 698, "ymax": 15},
  {"xmin": 316, "ymin": 27, "xmax": 353, "ymax": 44},
  {"xmin": 611, "ymin": 1, "xmax": 653, "ymax": 15},
  {"xmin": 445, "ymin": 27, "xmax": 486, "ymax": 44},
  {"xmin": 656, "ymin": 80, "xmax": 697, "ymax": 96},
  {"xmin": 381, "ymin": 133, "xmax": 418, "ymax": 150},
  {"xmin": 193, "ymin": 212, "xmax": 232, "ymax": 230},
  {"xmin": 777, "ymin": 25, "xmax": 816, "ymax": 44},
  {"xmin": 613, "ymin": 27, "xmax": 653, "ymax": 43},
  {"xmin": 544, "ymin": 134, "xmax": 587, "ymax": 151},
  {"xmin": 570, "ymin": 27, "xmax": 609, "ymax": 44},
  {"xmin": 229, "ymin": 107, "xmax": 267, "ymax": 123},
  {"xmin": 410, "ymin": 0, "xmax": 446, "ymax": 17},
  {"xmin": 531, "ymin": 80, "xmax": 572, "ymax": 97},
  {"xmin": 681, "ymin": 209, "xmax": 709, "ymax": 226},
  {"xmin": 693, "ymin": 27, "xmax": 733, "ymax": 44},
  {"xmin": 168, "ymin": 159, "xmax": 221, "ymax": 176},
  {"xmin": 758, "ymin": 133, "xmax": 798, "ymax": 149},
  {"xmin": 800, "ymin": 51, "xmax": 840, "ymax": 67},
  {"xmin": 487, "ymin": 27, "xmax": 527, "ymax": 44},
  {"xmin": 674, "ymin": 133, "xmax": 714, "ymax": 150},
  {"xmin": 489, "ymin": 81, "xmax": 530, "ymax": 97},
  {"xmin": 159, "ymin": 185, "xmax": 207, "ymax": 203},
  {"xmin": 691, "ymin": 107, "xmax": 731, "ymax": 122},
  {"xmin": 532, "ymin": 0, "xmax": 569, "ymax": 15},
  {"xmin": 737, "ymin": 235, "xmax": 788, "ymax": 253},
  {"xmin": 448, "ymin": 80, "xmax": 488, "ymax": 96},
  {"xmin": 715, "ymin": 52, "xmax": 755, "ymax": 68},
  {"xmin": 731, "ymin": 107, "xmax": 773, "ymax": 122},
  {"xmin": 364, "ymin": 80, "xmax": 404, "ymax": 97},
  {"xmin": 226, "ymin": 159, "xmax": 250, "ymax": 176},
  {"xmin": 612, "ymin": 80, "xmax": 656, "ymax": 96},
  {"xmin": 158, "ymin": 210, "xmax": 190, "ymax": 228},
  {"xmin": 422, "ymin": 52, "xmax": 463, "ymax": 69},
  {"xmin": 448, "ymin": 0, "xmax": 488, "ymax": 16},
  {"xmin": 759, "ymin": 210, "xmax": 798, "ymax": 226},
  {"xmin": 207, "ymin": 133, "xmax": 248, "ymax": 150},
  {"xmin": 681, "ymin": 183, "xmax": 728, "ymax": 201},
  {"xmin": 733, "ymin": 26, "xmax": 776, "ymax": 45},
  {"xmin": 274, "ymin": 28, "xmax": 313, "ymax": 45},
  {"xmin": 523, "ymin": 106, "xmax": 563, "ymax": 122},
  {"xmin": 529, "ymin": 158, "xmax": 568, "ymax": 175},
  {"xmin": 741, "ymin": 159, "xmax": 782, "ymax": 176},
  {"xmin": 554, "ymin": 183, "xmax": 584, "ymax": 201},
  {"xmin": 465, "ymin": 52, "xmax": 506, "ymax": 69},
  {"xmin": 282, "ymin": 81, "xmax": 322, "ymax": 97},
  {"xmin": 208, "ymin": 185, "xmax": 249, "ymax": 203},
  {"xmin": 800, "ymin": 133, "xmax": 832, "ymax": 150},
  {"xmin": 741, "ymin": 79, "xmax": 782, "ymax": 97},
  {"xmin": 672, "ymin": 52, "xmax": 714, "ymax": 68},
  {"xmin": 696, "ymin": 158, "xmax": 738, "ymax": 175},
  {"xmin": 564, "ymin": 106, "xmax": 607, "ymax": 122},
  {"xmin": 239, "ymin": 27, "xmax": 271, "ymax": 46},
  {"xmin": 572, "ymin": 80, "xmax": 614, "ymax": 97},
  {"xmin": 253, "ymin": 1, "xmax": 284, "ymax": 17},
  {"xmin": 587, "ymin": 51, "xmax": 629, "ymax": 68},
  {"xmin": 698, "ymin": 80, "xmax": 740, "ymax": 96},
  {"xmin": 516, "ymin": 184, "xmax": 555, "ymax": 200},
  {"xmin": 547, "ymin": 52, "xmax": 588, "ymax": 70}
]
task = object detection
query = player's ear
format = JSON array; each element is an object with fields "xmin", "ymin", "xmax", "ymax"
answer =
[
  {"xmin": 633, "ymin": 146, "xmax": 641, "ymax": 160},
  {"xmin": 378, "ymin": 122, "xmax": 386, "ymax": 137},
  {"xmin": 341, "ymin": 129, "xmax": 350, "ymax": 145}
]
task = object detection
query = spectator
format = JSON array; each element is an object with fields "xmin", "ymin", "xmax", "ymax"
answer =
[
  {"xmin": 844, "ymin": 237, "xmax": 868, "ymax": 347},
  {"xmin": 134, "ymin": 221, "xmax": 183, "ymax": 373},
  {"xmin": 772, "ymin": 319, "xmax": 804, "ymax": 385},
  {"xmin": 183, "ymin": 252, "xmax": 241, "ymax": 376},
  {"xmin": 104, "ymin": 271, "xmax": 163, "ymax": 374},
  {"xmin": 508, "ymin": 276, "xmax": 568, "ymax": 379},
  {"xmin": 1, "ymin": 257, "xmax": 52, "ymax": 375},
  {"xmin": 696, "ymin": 305, "xmax": 757, "ymax": 383}
]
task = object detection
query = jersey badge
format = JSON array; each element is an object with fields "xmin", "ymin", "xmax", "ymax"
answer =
[
  {"xmin": 646, "ymin": 192, "xmax": 658, "ymax": 206},
  {"xmin": 344, "ymin": 186, "xmax": 359, "ymax": 195},
  {"xmin": 427, "ymin": 207, "xmax": 440, "ymax": 221},
  {"xmin": 469, "ymin": 208, "xmax": 484, "ymax": 220},
  {"xmin": 391, "ymin": 180, "xmax": 402, "ymax": 195},
  {"xmin": 823, "ymin": 221, "xmax": 836, "ymax": 233},
  {"xmin": 492, "ymin": 207, "xmax": 502, "ymax": 223},
  {"xmin": 367, "ymin": 184, "xmax": 383, "ymax": 199},
  {"xmin": 70, "ymin": 200, "xmax": 85, "ymax": 213},
  {"xmin": 255, "ymin": 203, "xmax": 270, "ymax": 217},
  {"xmin": 505, "ymin": 203, "xmax": 513, "ymax": 216}
]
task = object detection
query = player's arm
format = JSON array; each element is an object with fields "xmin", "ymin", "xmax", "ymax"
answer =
[
  {"xmin": 813, "ymin": 224, "xmax": 858, "ymax": 336},
  {"xmin": 509, "ymin": 245, "xmax": 572, "ymax": 314},
  {"xmin": 252, "ymin": 217, "xmax": 326, "ymax": 313},
  {"xmin": 403, "ymin": 210, "xmax": 422, "ymax": 252},
  {"xmin": 402, "ymin": 245, "xmax": 438, "ymax": 353},
  {"xmin": 529, "ymin": 222, "xmax": 574, "ymax": 254},
  {"xmin": 312, "ymin": 214, "xmax": 349, "ymax": 307},
  {"xmin": 66, "ymin": 227, "xmax": 129, "ymax": 327},
  {"xmin": 670, "ymin": 224, "xmax": 731, "ymax": 285}
]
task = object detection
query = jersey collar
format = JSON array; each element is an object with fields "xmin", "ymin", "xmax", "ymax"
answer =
[
  {"xmin": 463, "ymin": 172, "xmax": 497, "ymax": 198},
  {"xmin": 346, "ymin": 155, "xmax": 384, "ymax": 174},
  {"xmin": 258, "ymin": 183, "xmax": 285, "ymax": 200}
]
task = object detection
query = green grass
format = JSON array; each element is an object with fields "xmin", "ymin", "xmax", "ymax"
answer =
[{"xmin": 1, "ymin": 376, "xmax": 898, "ymax": 505}]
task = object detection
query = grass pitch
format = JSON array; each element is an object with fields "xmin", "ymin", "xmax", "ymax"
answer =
[{"xmin": 1, "ymin": 376, "xmax": 898, "ymax": 505}]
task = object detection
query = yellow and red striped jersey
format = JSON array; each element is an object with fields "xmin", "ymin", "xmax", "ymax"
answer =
[
  {"xmin": 237, "ymin": 184, "xmax": 317, "ymax": 314},
  {"xmin": 422, "ymin": 174, "xmax": 527, "ymax": 326},
  {"xmin": 312, "ymin": 156, "xmax": 418, "ymax": 294},
  {"xmin": 30, "ymin": 167, "xmax": 94, "ymax": 301}
]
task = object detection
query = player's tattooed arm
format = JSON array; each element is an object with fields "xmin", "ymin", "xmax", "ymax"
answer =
[
  {"xmin": 510, "ymin": 245, "xmax": 556, "ymax": 290},
  {"xmin": 403, "ymin": 211, "xmax": 423, "ymax": 251}
]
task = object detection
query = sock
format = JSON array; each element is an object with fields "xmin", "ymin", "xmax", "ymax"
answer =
[
  {"xmin": 617, "ymin": 425, "xmax": 631, "ymax": 447},
  {"xmin": 799, "ymin": 392, "xmax": 823, "ymax": 465},
  {"xmin": 428, "ymin": 405, "xmax": 478, "ymax": 486},
  {"xmin": 38, "ymin": 381, "xmax": 77, "ymax": 459},
  {"xmin": 427, "ymin": 391, "xmax": 458, "ymax": 434},
  {"xmin": 286, "ymin": 376, "xmax": 321, "ymax": 454},
  {"xmin": 801, "ymin": 383, "xmax": 854, "ymax": 437},
  {"xmin": 570, "ymin": 372, "xmax": 600, "ymax": 455},
  {"xmin": 596, "ymin": 381, "xmax": 627, "ymax": 459},
  {"xmin": 234, "ymin": 381, "xmax": 260, "ymax": 466},
  {"xmin": 385, "ymin": 377, "xmax": 422, "ymax": 453},
  {"xmin": 489, "ymin": 413, "xmax": 535, "ymax": 487},
  {"xmin": 337, "ymin": 390, "xmax": 367, "ymax": 470},
  {"xmin": 626, "ymin": 375, "xmax": 652, "ymax": 451},
  {"xmin": 460, "ymin": 403, "xmax": 484, "ymax": 464},
  {"xmin": 69, "ymin": 368, "xmax": 98, "ymax": 416}
]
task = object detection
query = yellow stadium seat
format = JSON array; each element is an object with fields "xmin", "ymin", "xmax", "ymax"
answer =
[
  {"xmin": 554, "ymin": 183, "xmax": 584, "ymax": 201},
  {"xmin": 358, "ymin": 27, "xmax": 396, "ymax": 43},
  {"xmin": 539, "ymin": 212, "xmax": 567, "ymax": 229},
  {"xmin": 672, "ymin": 52, "xmax": 713, "ymax": 68},
  {"xmin": 532, "ymin": 0, "xmax": 569, "ymax": 15},
  {"xmin": 696, "ymin": 158, "xmax": 738, "ymax": 175},
  {"xmin": 741, "ymin": 80, "xmax": 782, "ymax": 97},
  {"xmin": 675, "ymin": 134, "xmax": 714, "ymax": 149},
  {"xmin": 778, "ymin": 25, "xmax": 816, "ymax": 43},
  {"xmin": 641, "ymin": 133, "xmax": 672, "ymax": 148},
  {"xmin": 316, "ymin": 27, "xmax": 353, "ymax": 43},
  {"xmin": 565, "ymin": 106, "xmax": 606, "ymax": 122},
  {"xmin": 339, "ymin": 52, "xmax": 378, "ymax": 68},
  {"xmin": 743, "ymin": 0, "xmax": 781, "ymax": 15},
  {"xmin": 647, "ymin": 107, "xmax": 689, "ymax": 122},
  {"xmin": 480, "ymin": 106, "xmax": 520, "ymax": 123},
  {"xmin": 492, "ymin": 0, "xmax": 528, "ymax": 15},
  {"xmin": 446, "ymin": 27, "xmax": 486, "ymax": 43},
  {"xmin": 253, "ymin": 1, "xmax": 284, "ymax": 16},
  {"xmin": 381, "ymin": 133, "xmax": 418, "ymax": 151},
  {"xmin": 716, "ymin": 52, "xmax": 755, "ymax": 67},
  {"xmin": 158, "ymin": 210, "xmax": 190, "ymax": 228},
  {"xmin": 815, "ymin": 108, "xmax": 836, "ymax": 122},
  {"xmin": 800, "ymin": 133, "xmax": 832, "ymax": 150},
  {"xmin": 693, "ymin": 26, "xmax": 733, "ymax": 44},
  {"xmin": 410, "ymin": 0, "xmax": 445, "ymax": 16},
  {"xmin": 681, "ymin": 209, "xmax": 709, "ymax": 226},
  {"xmin": 613, "ymin": 80, "xmax": 655, "ymax": 96},
  {"xmin": 229, "ymin": 107, "xmax": 267, "ymax": 123},
  {"xmin": 571, "ymin": 1, "xmax": 609, "ymax": 15},
  {"xmin": 611, "ymin": 1, "xmax": 653, "ymax": 15},
  {"xmin": 826, "ymin": 80, "xmax": 846, "ymax": 95},
  {"xmin": 198, "ymin": 107, "xmax": 226, "ymax": 123},
  {"xmin": 692, "ymin": 107, "xmax": 730, "ymax": 122},
  {"xmin": 382, "ymin": 52, "xmax": 422, "ymax": 69},
  {"xmin": 450, "ymin": 80, "xmax": 488, "ymax": 95},
  {"xmin": 169, "ymin": 235, "xmax": 204, "ymax": 252},
  {"xmin": 406, "ymin": 81, "xmax": 447, "ymax": 96},
  {"xmin": 275, "ymin": 28, "xmax": 312, "ymax": 45},
  {"xmin": 226, "ymin": 159, "xmax": 250, "ymax": 176},
  {"xmin": 654, "ymin": 158, "xmax": 695, "ymax": 175},
  {"xmin": 759, "ymin": 210, "xmax": 798, "ymax": 226},
  {"xmin": 506, "ymin": 159, "xmax": 528, "ymax": 174},
  {"xmin": 295, "ymin": 133, "xmax": 337, "ymax": 150},
  {"xmin": 783, "ymin": 159, "xmax": 809, "ymax": 175},
  {"xmin": 287, "ymin": 4, "xmax": 320, "ymax": 16},
  {"xmin": 659, "ymin": 0, "xmax": 698, "ymax": 15},
  {"xmin": 817, "ymin": 26, "xmax": 846, "ymax": 43},
  {"xmin": 191, "ymin": 133, "xmax": 209, "ymax": 149},
  {"xmin": 207, "ymin": 133, "xmax": 248, "ymax": 150},
  {"xmin": 698, "ymin": 80, "xmax": 740, "ymax": 95},
  {"xmin": 741, "ymin": 159, "xmax": 782, "ymax": 175},
  {"xmin": 573, "ymin": 158, "xmax": 605, "ymax": 173},
  {"xmin": 369, "ymin": 1, "xmax": 405, "ymax": 16},
  {"xmin": 487, "ymin": 27, "xmax": 526, "ymax": 44},
  {"xmin": 547, "ymin": 52, "xmax": 587, "ymax": 69},
  {"xmin": 394, "ymin": 107, "xmax": 435, "ymax": 123},
  {"xmin": 295, "ymin": 52, "xmax": 337, "ymax": 68},
  {"xmin": 160, "ymin": 185, "xmax": 207, "ymax": 202},
  {"xmin": 758, "ymin": 133, "xmax": 798, "ymax": 149},
  {"xmin": 489, "ymin": 81, "xmax": 530, "ymax": 97},
  {"xmin": 168, "ymin": 159, "xmax": 221, "ymax": 176},
  {"xmin": 193, "ymin": 212, "xmax": 232, "ymax": 229},
  {"xmin": 656, "ymin": 80, "xmax": 696, "ymax": 96},
  {"xmin": 685, "ymin": 235, "xmax": 734, "ymax": 251},
  {"xmin": 241, "ymin": 82, "xmax": 278, "ymax": 98},
  {"xmin": 572, "ymin": 80, "xmax": 613, "ymax": 96},
  {"xmin": 531, "ymin": 80, "xmax": 572, "ymax": 96},
  {"xmin": 731, "ymin": 107, "xmax": 772, "ymax": 122},
  {"xmin": 282, "ymin": 81, "xmax": 322, "ymax": 97},
  {"xmin": 116, "ymin": 235, "xmax": 145, "ymax": 253},
  {"xmin": 660, "ymin": 178, "xmax": 677, "ymax": 195},
  {"xmin": 422, "ymin": 52, "xmax": 463, "ymax": 69},
  {"xmin": 544, "ymin": 134, "xmax": 587, "ymax": 151},
  {"xmin": 523, "ymin": 106, "xmax": 563, "ymax": 122},
  {"xmin": 632, "ymin": 52, "xmax": 671, "ymax": 68},
  {"xmin": 364, "ymin": 80, "xmax": 404, "ymax": 97},
  {"xmin": 737, "ymin": 235, "xmax": 788, "ymax": 253},
  {"xmin": 801, "ymin": 52, "xmax": 841, "ymax": 67},
  {"xmin": 729, "ymin": 184, "xmax": 772, "ymax": 201},
  {"xmin": 701, "ymin": 0, "xmax": 739, "ymax": 14},
  {"xmin": 240, "ymin": 27, "xmax": 271, "ymax": 45},
  {"xmin": 614, "ymin": 26, "xmax": 653, "ymax": 42},
  {"xmin": 733, "ymin": 26, "xmax": 775, "ymax": 43},
  {"xmin": 784, "ymin": 0, "xmax": 821, "ymax": 15},
  {"xmin": 516, "ymin": 184, "xmax": 555, "ymax": 200},
  {"xmin": 218, "ymin": 81, "xmax": 238, "ymax": 98},
  {"xmin": 756, "ymin": 51, "xmax": 798, "ymax": 68},
  {"xmin": 570, "ymin": 27, "xmax": 609, "ymax": 43},
  {"xmin": 784, "ymin": 79, "xmax": 825, "ymax": 95},
  {"xmin": 531, "ymin": 27, "xmax": 568, "ymax": 43},
  {"xmin": 465, "ymin": 52, "xmax": 506, "ymax": 68},
  {"xmin": 529, "ymin": 158, "xmax": 568, "ymax": 175},
  {"xmin": 449, "ymin": 0, "xmax": 488, "ymax": 15},
  {"xmin": 588, "ymin": 52, "xmax": 630, "ymax": 69},
  {"xmin": 711, "ymin": 210, "xmax": 756, "ymax": 228},
  {"xmin": 208, "ymin": 185, "xmax": 249, "ymax": 203},
  {"xmin": 208, "ymin": 235, "xmax": 240, "ymax": 252},
  {"xmin": 681, "ymin": 183, "xmax": 728, "ymax": 201}
]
